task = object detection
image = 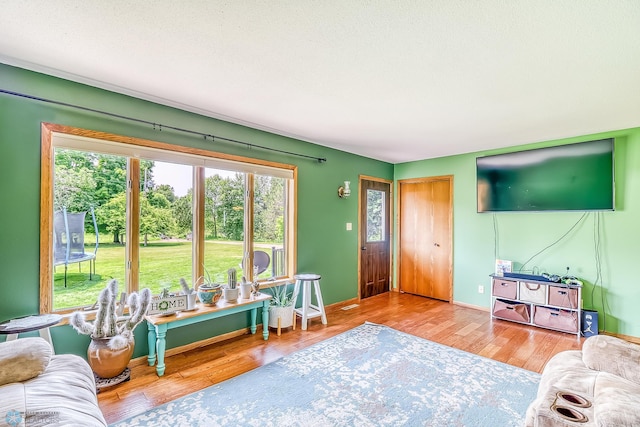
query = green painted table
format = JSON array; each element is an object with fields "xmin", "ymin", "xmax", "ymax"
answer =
[{"xmin": 146, "ymin": 293, "xmax": 271, "ymax": 376}]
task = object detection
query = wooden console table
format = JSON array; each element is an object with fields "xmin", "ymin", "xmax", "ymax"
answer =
[{"xmin": 146, "ymin": 293, "xmax": 271, "ymax": 376}]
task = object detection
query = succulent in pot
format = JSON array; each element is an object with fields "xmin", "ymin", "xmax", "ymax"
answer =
[
  {"xmin": 197, "ymin": 283, "xmax": 222, "ymax": 305},
  {"xmin": 266, "ymin": 284, "xmax": 294, "ymax": 329},
  {"xmin": 70, "ymin": 279, "xmax": 151, "ymax": 378},
  {"xmin": 197, "ymin": 267, "xmax": 222, "ymax": 305}
]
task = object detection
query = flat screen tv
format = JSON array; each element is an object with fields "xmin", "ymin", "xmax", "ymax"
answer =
[{"xmin": 477, "ymin": 138, "xmax": 614, "ymax": 212}]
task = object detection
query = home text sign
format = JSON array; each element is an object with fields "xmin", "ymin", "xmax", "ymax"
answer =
[{"xmin": 149, "ymin": 295, "xmax": 188, "ymax": 315}]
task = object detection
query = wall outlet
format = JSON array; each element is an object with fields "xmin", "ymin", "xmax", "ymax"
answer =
[
  {"xmin": 478, "ymin": 285, "xmax": 485, "ymax": 294},
  {"xmin": 346, "ymin": 222, "xmax": 352, "ymax": 231}
]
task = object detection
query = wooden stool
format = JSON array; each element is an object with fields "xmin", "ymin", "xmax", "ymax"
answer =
[{"xmin": 291, "ymin": 274, "xmax": 327, "ymax": 330}]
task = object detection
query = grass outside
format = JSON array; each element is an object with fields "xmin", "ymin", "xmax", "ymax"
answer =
[{"xmin": 53, "ymin": 239, "xmax": 271, "ymax": 311}]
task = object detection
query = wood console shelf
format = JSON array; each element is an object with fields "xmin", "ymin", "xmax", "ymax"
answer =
[
  {"xmin": 146, "ymin": 293, "xmax": 271, "ymax": 376},
  {"xmin": 490, "ymin": 273, "xmax": 582, "ymax": 336}
]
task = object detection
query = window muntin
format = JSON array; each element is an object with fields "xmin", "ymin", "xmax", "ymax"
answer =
[{"xmin": 41, "ymin": 124, "xmax": 296, "ymax": 313}]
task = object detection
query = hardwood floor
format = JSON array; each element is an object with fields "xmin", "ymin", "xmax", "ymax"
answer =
[{"xmin": 98, "ymin": 292, "xmax": 583, "ymax": 424}]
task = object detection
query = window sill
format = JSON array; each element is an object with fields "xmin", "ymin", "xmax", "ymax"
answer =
[
  {"xmin": 258, "ymin": 277, "xmax": 294, "ymax": 289},
  {"xmin": 47, "ymin": 279, "xmax": 295, "ymax": 326}
]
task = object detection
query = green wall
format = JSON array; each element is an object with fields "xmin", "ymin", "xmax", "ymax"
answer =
[
  {"xmin": 395, "ymin": 128, "xmax": 640, "ymax": 338},
  {"xmin": 0, "ymin": 63, "xmax": 393, "ymax": 356},
  {"xmin": 4, "ymin": 60, "xmax": 638, "ymax": 359}
]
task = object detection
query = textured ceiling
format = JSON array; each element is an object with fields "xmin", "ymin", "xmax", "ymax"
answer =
[{"xmin": 1, "ymin": 1, "xmax": 639, "ymax": 163}]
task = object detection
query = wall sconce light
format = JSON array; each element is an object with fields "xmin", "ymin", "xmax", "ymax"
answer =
[{"xmin": 338, "ymin": 181, "xmax": 351, "ymax": 198}]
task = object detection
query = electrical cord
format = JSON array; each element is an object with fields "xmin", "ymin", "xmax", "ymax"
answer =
[
  {"xmin": 493, "ymin": 214, "xmax": 499, "ymax": 261},
  {"xmin": 518, "ymin": 212, "xmax": 589, "ymax": 273},
  {"xmin": 518, "ymin": 213, "xmax": 587, "ymax": 332},
  {"xmin": 494, "ymin": 211, "xmax": 606, "ymax": 335},
  {"xmin": 591, "ymin": 211, "xmax": 606, "ymax": 332}
]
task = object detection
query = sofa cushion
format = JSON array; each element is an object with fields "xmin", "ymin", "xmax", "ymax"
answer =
[
  {"xmin": 582, "ymin": 335, "xmax": 640, "ymax": 386},
  {"xmin": 24, "ymin": 354, "xmax": 107, "ymax": 426},
  {"xmin": 0, "ymin": 383, "xmax": 27, "ymax": 419},
  {"xmin": 593, "ymin": 371, "xmax": 640, "ymax": 426},
  {"xmin": 0, "ymin": 337, "xmax": 51, "ymax": 386}
]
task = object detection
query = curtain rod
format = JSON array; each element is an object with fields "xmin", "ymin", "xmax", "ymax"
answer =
[{"xmin": 0, "ymin": 88, "xmax": 327, "ymax": 163}]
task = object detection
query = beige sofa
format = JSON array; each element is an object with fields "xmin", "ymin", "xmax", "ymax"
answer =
[
  {"xmin": 0, "ymin": 337, "xmax": 107, "ymax": 427},
  {"xmin": 525, "ymin": 334, "xmax": 640, "ymax": 426}
]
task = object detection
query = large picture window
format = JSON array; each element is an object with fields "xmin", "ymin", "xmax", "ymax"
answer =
[{"xmin": 40, "ymin": 123, "xmax": 296, "ymax": 313}]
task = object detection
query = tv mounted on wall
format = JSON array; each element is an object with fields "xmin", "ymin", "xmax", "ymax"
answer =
[{"xmin": 477, "ymin": 138, "xmax": 615, "ymax": 213}]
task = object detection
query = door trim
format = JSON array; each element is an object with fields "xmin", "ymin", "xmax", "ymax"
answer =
[
  {"xmin": 397, "ymin": 175, "xmax": 453, "ymax": 303},
  {"xmin": 358, "ymin": 175, "xmax": 394, "ymax": 300}
]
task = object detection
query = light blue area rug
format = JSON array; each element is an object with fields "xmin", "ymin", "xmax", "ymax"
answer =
[{"xmin": 111, "ymin": 323, "xmax": 540, "ymax": 426}]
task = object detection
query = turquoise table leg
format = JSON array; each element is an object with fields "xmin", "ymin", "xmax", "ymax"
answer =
[
  {"xmin": 155, "ymin": 324, "xmax": 168, "ymax": 376},
  {"xmin": 147, "ymin": 322, "xmax": 157, "ymax": 366},
  {"xmin": 250, "ymin": 308, "xmax": 257, "ymax": 334},
  {"xmin": 262, "ymin": 300, "xmax": 269, "ymax": 340},
  {"xmin": 145, "ymin": 297, "xmax": 270, "ymax": 375}
]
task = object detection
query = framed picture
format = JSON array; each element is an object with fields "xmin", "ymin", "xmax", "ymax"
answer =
[{"xmin": 495, "ymin": 259, "xmax": 513, "ymax": 276}]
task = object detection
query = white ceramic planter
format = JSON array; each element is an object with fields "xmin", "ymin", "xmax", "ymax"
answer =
[
  {"xmin": 239, "ymin": 283, "xmax": 252, "ymax": 299},
  {"xmin": 223, "ymin": 287, "xmax": 239, "ymax": 302},
  {"xmin": 268, "ymin": 305, "xmax": 294, "ymax": 328}
]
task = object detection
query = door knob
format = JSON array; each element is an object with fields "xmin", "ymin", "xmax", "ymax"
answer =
[{"xmin": 361, "ymin": 246, "xmax": 367, "ymax": 250}]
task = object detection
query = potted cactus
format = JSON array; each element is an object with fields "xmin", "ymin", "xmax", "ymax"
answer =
[{"xmin": 70, "ymin": 279, "xmax": 151, "ymax": 378}]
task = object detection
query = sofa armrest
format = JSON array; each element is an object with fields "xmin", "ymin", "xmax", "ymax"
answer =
[
  {"xmin": 0, "ymin": 337, "xmax": 52, "ymax": 386},
  {"xmin": 582, "ymin": 334, "xmax": 640, "ymax": 385}
]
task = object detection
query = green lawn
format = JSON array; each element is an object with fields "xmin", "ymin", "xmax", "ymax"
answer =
[{"xmin": 53, "ymin": 240, "xmax": 269, "ymax": 310}]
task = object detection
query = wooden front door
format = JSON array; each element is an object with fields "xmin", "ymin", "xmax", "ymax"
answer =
[
  {"xmin": 398, "ymin": 176, "xmax": 452, "ymax": 301},
  {"xmin": 359, "ymin": 178, "xmax": 391, "ymax": 299}
]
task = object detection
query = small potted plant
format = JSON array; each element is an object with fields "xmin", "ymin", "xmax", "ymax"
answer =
[
  {"xmin": 70, "ymin": 279, "xmax": 151, "ymax": 378},
  {"xmin": 197, "ymin": 267, "xmax": 223, "ymax": 305},
  {"xmin": 222, "ymin": 268, "xmax": 239, "ymax": 302},
  {"xmin": 266, "ymin": 284, "xmax": 294, "ymax": 330},
  {"xmin": 180, "ymin": 278, "xmax": 197, "ymax": 310}
]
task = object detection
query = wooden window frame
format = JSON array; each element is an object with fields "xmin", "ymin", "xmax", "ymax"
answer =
[{"xmin": 39, "ymin": 123, "xmax": 297, "ymax": 314}]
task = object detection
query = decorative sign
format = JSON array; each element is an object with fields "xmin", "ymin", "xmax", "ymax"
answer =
[
  {"xmin": 495, "ymin": 259, "xmax": 513, "ymax": 276},
  {"xmin": 148, "ymin": 295, "xmax": 188, "ymax": 315}
]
